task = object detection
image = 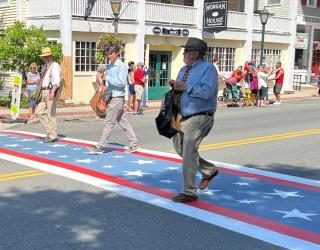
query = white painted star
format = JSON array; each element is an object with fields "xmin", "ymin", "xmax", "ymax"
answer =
[
  {"xmin": 102, "ymin": 165, "xmax": 116, "ymax": 169},
  {"xmin": 200, "ymin": 189, "xmax": 222, "ymax": 196},
  {"xmin": 36, "ymin": 150, "xmax": 55, "ymax": 155},
  {"xmin": 112, "ymin": 155, "xmax": 124, "ymax": 159},
  {"xmin": 58, "ymin": 155, "xmax": 69, "ymax": 158},
  {"xmin": 275, "ymin": 209, "xmax": 318, "ymax": 221},
  {"xmin": 266, "ymin": 190, "xmax": 304, "ymax": 199},
  {"xmin": 72, "ymin": 148, "xmax": 82, "ymax": 151},
  {"xmin": 0, "ymin": 135, "xmax": 7, "ymax": 137},
  {"xmin": 22, "ymin": 147, "xmax": 32, "ymax": 150},
  {"xmin": 123, "ymin": 170, "xmax": 151, "ymax": 177},
  {"xmin": 76, "ymin": 158, "xmax": 97, "ymax": 164},
  {"xmin": 20, "ymin": 139, "xmax": 35, "ymax": 142},
  {"xmin": 237, "ymin": 199, "xmax": 255, "ymax": 204},
  {"xmin": 5, "ymin": 144, "xmax": 20, "ymax": 147},
  {"xmin": 160, "ymin": 180, "xmax": 175, "ymax": 184},
  {"xmin": 233, "ymin": 182, "xmax": 250, "ymax": 186},
  {"xmin": 50, "ymin": 144, "xmax": 66, "ymax": 148},
  {"xmin": 131, "ymin": 160, "xmax": 155, "ymax": 165},
  {"xmin": 166, "ymin": 166, "xmax": 179, "ymax": 170}
]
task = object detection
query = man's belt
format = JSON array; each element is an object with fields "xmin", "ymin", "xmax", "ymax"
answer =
[
  {"xmin": 182, "ymin": 112, "xmax": 214, "ymax": 120},
  {"xmin": 41, "ymin": 87, "xmax": 52, "ymax": 90}
]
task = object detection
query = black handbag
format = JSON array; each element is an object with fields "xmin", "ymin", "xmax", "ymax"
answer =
[{"xmin": 155, "ymin": 89, "xmax": 180, "ymax": 139}]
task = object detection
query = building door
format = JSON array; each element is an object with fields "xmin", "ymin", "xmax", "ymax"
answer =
[{"xmin": 148, "ymin": 51, "xmax": 172, "ymax": 100}]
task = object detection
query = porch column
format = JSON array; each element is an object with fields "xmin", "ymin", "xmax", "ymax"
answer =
[
  {"xmin": 195, "ymin": 0, "xmax": 205, "ymax": 38},
  {"xmin": 243, "ymin": 0, "xmax": 254, "ymax": 61},
  {"xmin": 133, "ymin": 0, "xmax": 145, "ymax": 63},
  {"xmin": 307, "ymin": 25, "xmax": 315, "ymax": 83},
  {"xmin": 285, "ymin": 0, "xmax": 298, "ymax": 92},
  {"xmin": 60, "ymin": 0, "xmax": 73, "ymax": 100},
  {"xmin": 16, "ymin": 0, "xmax": 23, "ymax": 21}
]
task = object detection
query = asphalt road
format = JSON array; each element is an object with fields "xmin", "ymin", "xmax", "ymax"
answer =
[{"xmin": 1, "ymin": 99, "xmax": 319, "ymax": 250}]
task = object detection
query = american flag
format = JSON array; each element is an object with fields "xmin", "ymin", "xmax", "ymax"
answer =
[{"xmin": 0, "ymin": 130, "xmax": 319, "ymax": 248}]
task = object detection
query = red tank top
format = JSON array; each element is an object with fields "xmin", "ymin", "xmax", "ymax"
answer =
[{"xmin": 276, "ymin": 69, "xmax": 284, "ymax": 85}]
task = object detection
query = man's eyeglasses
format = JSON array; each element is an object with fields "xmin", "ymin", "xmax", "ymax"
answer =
[{"xmin": 184, "ymin": 49, "xmax": 197, "ymax": 53}]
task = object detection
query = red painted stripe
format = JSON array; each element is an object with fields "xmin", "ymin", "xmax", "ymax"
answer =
[
  {"xmin": 2, "ymin": 130, "xmax": 320, "ymax": 192},
  {"xmin": 0, "ymin": 146, "xmax": 319, "ymax": 244}
]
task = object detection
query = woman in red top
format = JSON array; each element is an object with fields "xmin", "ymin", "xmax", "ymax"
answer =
[{"xmin": 273, "ymin": 62, "xmax": 284, "ymax": 104}]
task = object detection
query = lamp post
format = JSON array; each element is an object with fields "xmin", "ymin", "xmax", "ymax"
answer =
[
  {"xmin": 110, "ymin": 0, "xmax": 122, "ymax": 34},
  {"xmin": 259, "ymin": 7, "xmax": 270, "ymax": 65}
]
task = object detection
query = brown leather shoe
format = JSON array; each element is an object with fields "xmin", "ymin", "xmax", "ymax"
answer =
[
  {"xmin": 199, "ymin": 170, "xmax": 219, "ymax": 190},
  {"xmin": 43, "ymin": 137, "xmax": 58, "ymax": 143},
  {"xmin": 172, "ymin": 193, "xmax": 198, "ymax": 203}
]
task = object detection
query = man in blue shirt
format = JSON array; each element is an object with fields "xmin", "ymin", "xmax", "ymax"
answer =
[
  {"xmin": 88, "ymin": 45, "xmax": 140, "ymax": 154},
  {"xmin": 170, "ymin": 37, "xmax": 219, "ymax": 203}
]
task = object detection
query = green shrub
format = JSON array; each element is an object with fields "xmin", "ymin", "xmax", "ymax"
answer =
[
  {"xmin": 20, "ymin": 96, "xmax": 30, "ymax": 109},
  {"xmin": 0, "ymin": 97, "xmax": 10, "ymax": 107},
  {"xmin": 0, "ymin": 96, "xmax": 30, "ymax": 108}
]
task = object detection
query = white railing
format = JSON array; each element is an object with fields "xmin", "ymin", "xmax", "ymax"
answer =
[
  {"xmin": 227, "ymin": 11, "xmax": 247, "ymax": 30},
  {"xmin": 27, "ymin": 0, "xmax": 61, "ymax": 17},
  {"xmin": 145, "ymin": 2, "xmax": 197, "ymax": 26},
  {"xmin": 253, "ymin": 15, "xmax": 291, "ymax": 34},
  {"xmin": 72, "ymin": 0, "xmax": 138, "ymax": 20}
]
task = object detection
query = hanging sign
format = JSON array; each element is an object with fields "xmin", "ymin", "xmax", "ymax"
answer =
[{"xmin": 203, "ymin": 0, "xmax": 228, "ymax": 33}]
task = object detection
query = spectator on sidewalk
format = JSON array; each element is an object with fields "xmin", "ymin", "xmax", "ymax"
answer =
[
  {"xmin": 251, "ymin": 58, "xmax": 257, "ymax": 70},
  {"xmin": 25, "ymin": 63, "xmax": 40, "ymax": 120},
  {"xmin": 257, "ymin": 65, "xmax": 273, "ymax": 107},
  {"xmin": 317, "ymin": 75, "xmax": 320, "ymax": 97},
  {"xmin": 273, "ymin": 62, "xmax": 284, "ymax": 105},
  {"xmin": 142, "ymin": 64, "xmax": 149, "ymax": 108},
  {"xmin": 88, "ymin": 45, "xmax": 140, "ymax": 155},
  {"xmin": 133, "ymin": 62, "xmax": 146, "ymax": 115},
  {"xmin": 126, "ymin": 61, "xmax": 136, "ymax": 112},
  {"xmin": 35, "ymin": 47, "xmax": 61, "ymax": 143},
  {"xmin": 170, "ymin": 37, "xmax": 219, "ymax": 203},
  {"xmin": 212, "ymin": 57, "xmax": 222, "ymax": 79}
]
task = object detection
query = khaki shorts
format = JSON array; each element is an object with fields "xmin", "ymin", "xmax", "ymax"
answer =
[{"xmin": 134, "ymin": 85, "xmax": 144, "ymax": 100}]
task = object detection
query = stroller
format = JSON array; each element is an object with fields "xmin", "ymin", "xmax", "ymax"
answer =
[{"xmin": 218, "ymin": 76, "xmax": 244, "ymax": 105}]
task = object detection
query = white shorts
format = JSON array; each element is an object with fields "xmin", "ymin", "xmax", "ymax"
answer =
[{"xmin": 134, "ymin": 85, "xmax": 144, "ymax": 100}]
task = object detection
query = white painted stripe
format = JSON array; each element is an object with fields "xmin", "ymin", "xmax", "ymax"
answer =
[
  {"xmin": 3, "ymin": 130, "xmax": 320, "ymax": 187},
  {"xmin": 0, "ymin": 152, "xmax": 318, "ymax": 250}
]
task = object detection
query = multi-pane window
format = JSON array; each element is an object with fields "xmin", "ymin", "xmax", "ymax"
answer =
[
  {"xmin": 307, "ymin": 0, "xmax": 316, "ymax": 8},
  {"xmin": 205, "ymin": 47, "xmax": 236, "ymax": 72},
  {"xmin": 75, "ymin": 41, "xmax": 126, "ymax": 72},
  {"xmin": 251, "ymin": 49, "xmax": 281, "ymax": 67},
  {"xmin": 75, "ymin": 42, "xmax": 98, "ymax": 72},
  {"xmin": 48, "ymin": 40, "xmax": 58, "ymax": 46},
  {"xmin": 266, "ymin": 0, "xmax": 281, "ymax": 5}
]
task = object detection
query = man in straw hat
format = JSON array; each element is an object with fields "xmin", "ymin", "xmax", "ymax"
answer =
[
  {"xmin": 35, "ymin": 47, "xmax": 61, "ymax": 143},
  {"xmin": 169, "ymin": 37, "xmax": 219, "ymax": 203}
]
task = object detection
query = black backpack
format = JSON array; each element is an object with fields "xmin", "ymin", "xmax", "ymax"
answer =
[{"xmin": 155, "ymin": 89, "xmax": 179, "ymax": 139}]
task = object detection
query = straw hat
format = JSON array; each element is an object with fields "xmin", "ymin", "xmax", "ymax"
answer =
[{"xmin": 39, "ymin": 47, "xmax": 53, "ymax": 57}]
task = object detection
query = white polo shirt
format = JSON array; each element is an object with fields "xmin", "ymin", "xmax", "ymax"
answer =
[{"xmin": 41, "ymin": 61, "xmax": 61, "ymax": 88}]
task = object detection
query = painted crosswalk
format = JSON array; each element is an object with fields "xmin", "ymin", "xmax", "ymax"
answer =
[{"xmin": 0, "ymin": 130, "xmax": 319, "ymax": 250}]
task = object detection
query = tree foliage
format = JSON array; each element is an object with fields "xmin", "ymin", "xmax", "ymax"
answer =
[
  {"xmin": 0, "ymin": 21, "xmax": 63, "ymax": 78},
  {"xmin": 96, "ymin": 34, "xmax": 124, "ymax": 64}
]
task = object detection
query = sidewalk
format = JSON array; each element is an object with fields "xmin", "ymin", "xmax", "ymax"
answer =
[{"xmin": 0, "ymin": 84, "xmax": 318, "ymax": 129}]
